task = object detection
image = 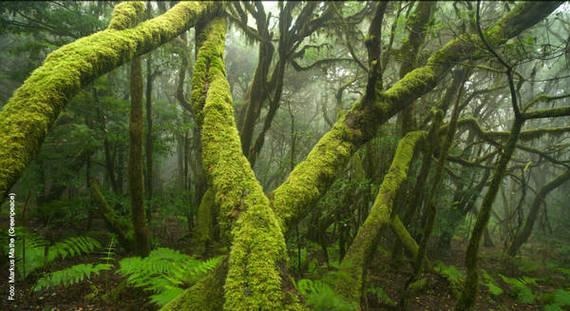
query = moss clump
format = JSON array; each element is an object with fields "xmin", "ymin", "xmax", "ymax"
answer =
[
  {"xmin": 195, "ymin": 189, "xmax": 216, "ymax": 254},
  {"xmin": 0, "ymin": 1, "xmax": 219, "ymax": 199},
  {"xmin": 107, "ymin": 2, "xmax": 146, "ymax": 30},
  {"xmin": 336, "ymin": 131, "xmax": 425, "ymax": 303}
]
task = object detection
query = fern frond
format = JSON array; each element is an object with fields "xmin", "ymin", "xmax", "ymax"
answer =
[
  {"xmin": 297, "ymin": 279, "xmax": 355, "ymax": 311},
  {"xmin": 499, "ymin": 274, "xmax": 535, "ymax": 304},
  {"xmin": 117, "ymin": 248, "xmax": 221, "ymax": 307},
  {"xmin": 33, "ymin": 263, "xmax": 112, "ymax": 292},
  {"xmin": 48, "ymin": 236, "xmax": 101, "ymax": 261}
]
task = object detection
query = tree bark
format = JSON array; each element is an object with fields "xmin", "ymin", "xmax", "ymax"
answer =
[{"xmin": 129, "ymin": 56, "xmax": 151, "ymax": 257}]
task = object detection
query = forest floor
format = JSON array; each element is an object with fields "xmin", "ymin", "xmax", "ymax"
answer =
[{"xmin": 1, "ymin": 223, "xmax": 566, "ymax": 310}]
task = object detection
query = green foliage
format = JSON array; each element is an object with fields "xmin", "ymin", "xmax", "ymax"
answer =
[
  {"xmin": 47, "ymin": 236, "xmax": 102, "ymax": 261},
  {"xmin": 482, "ymin": 270, "xmax": 503, "ymax": 297},
  {"xmin": 33, "ymin": 263, "xmax": 112, "ymax": 292},
  {"xmin": 117, "ymin": 248, "xmax": 221, "ymax": 307},
  {"xmin": 297, "ymin": 279, "xmax": 356, "ymax": 311},
  {"xmin": 544, "ymin": 289, "xmax": 570, "ymax": 311},
  {"xmin": 367, "ymin": 286, "xmax": 396, "ymax": 307},
  {"xmin": 499, "ymin": 274, "xmax": 536, "ymax": 304},
  {"xmin": 434, "ymin": 261, "xmax": 464, "ymax": 293},
  {"xmin": 1, "ymin": 228, "xmax": 101, "ymax": 279}
]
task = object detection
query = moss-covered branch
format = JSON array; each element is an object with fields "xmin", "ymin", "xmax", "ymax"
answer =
[
  {"xmin": 335, "ymin": 131, "xmax": 425, "ymax": 304},
  {"xmin": 193, "ymin": 17, "xmax": 302, "ymax": 310},
  {"xmin": 272, "ymin": 1, "xmax": 561, "ymax": 231},
  {"xmin": 107, "ymin": 2, "xmax": 146, "ymax": 30},
  {"xmin": 0, "ymin": 1, "xmax": 219, "ymax": 199},
  {"xmin": 89, "ymin": 179, "xmax": 133, "ymax": 251},
  {"xmin": 451, "ymin": 117, "xmax": 570, "ymax": 142}
]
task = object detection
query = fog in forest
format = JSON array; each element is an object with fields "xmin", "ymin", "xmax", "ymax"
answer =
[{"xmin": 1, "ymin": 1, "xmax": 570, "ymax": 310}]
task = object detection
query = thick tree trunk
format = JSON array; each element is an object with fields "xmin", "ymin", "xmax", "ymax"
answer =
[
  {"xmin": 145, "ymin": 52, "xmax": 154, "ymax": 223},
  {"xmin": 129, "ymin": 56, "xmax": 151, "ymax": 257},
  {"xmin": 191, "ymin": 17, "xmax": 303, "ymax": 310}
]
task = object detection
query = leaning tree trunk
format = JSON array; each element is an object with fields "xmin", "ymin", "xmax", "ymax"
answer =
[
  {"xmin": 508, "ymin": 169, "xmax": 570, "ymax": 256},
  {"xmin": 456, "ymin": 117, "xmax": 524, "ymax": 310},
  {"xmin": 336, "ymin": 131, "xmax": 425, "ymax": 305}
]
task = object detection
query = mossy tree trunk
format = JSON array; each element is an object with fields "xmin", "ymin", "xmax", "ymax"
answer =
[
  {"xmin": 189, "ymin": 17, "xmax": 303, "ymax": 310},
  {"xmin": 89, "ymin": 179, "xmax": 134, "ymax": 251},
  {"xmin": 335, "ymin": 131, "xmax": 425, "ymax": 304},
  {"xmin": 129, "ymin": 56, "xmax": 151, "ymax": 257},
  {"xmin": 456, "ymin": 118, "xmax": 523, "ymax": 310}
]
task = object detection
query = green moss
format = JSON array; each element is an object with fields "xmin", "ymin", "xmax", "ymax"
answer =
[
  {"xmin": 193, "ymin": 18, "xmax": 303, "ymax": 310},
  {"xmin": 0, "ymin": 1, "xmax": 219, "ymax": 198},
  {"xmin": 272, "ymin": 119, "xmax": 355, "ymax": 230},
  {"xmin": 161, "ymin": 258, "xmax": 228, "ymax": 311},
  {"xmin": 195, "ymin": 189, "xmax": 215, "ymax": 254},
  {"xmin": 336, "ymin": 131, "xmax": 426, "ymax": 303},
  {"xmin": 107, "ymin": 2, "xmax": 146, "ymax": 30}
]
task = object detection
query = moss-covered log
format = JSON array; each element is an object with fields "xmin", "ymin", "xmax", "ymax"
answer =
[
  {"xmin": 89, "ymin": 179, "xmax": 133, "ymax": 251},
  {"xmin": 336, "ymin": 131, "xmax": 425, "ymax": 304},
  {"xmin": 0, "ymin": 1, "xmax": 219, "ymax": 199},
  {"xmin": 192, "ymin": 17, "xmax": 302, "ymax": 310},
  {"xmin": 272, "ymin": 1, "xmax": 561, "ymax": 231}
]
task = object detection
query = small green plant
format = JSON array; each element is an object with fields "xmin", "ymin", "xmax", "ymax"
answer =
[
  {"xmin": 33, "ymin": 263, "xmax": 112, "ymax": 292},
  {"xmin": 499, "ymin": 274, "xmax": 536, "ymax": 304},
  {"xmin": 367, "ymin": 286, "xmax": 396, "ymax": 307},
  {"xmin": 544, "ymin": 288, "xmax": 570, "ymax": 311},
  {"xmin": 297, "ymin": 279, "xmax": 355, "ymax": 311},
  {"xmin": 434, "ymin": 261, "xmax": 464, "ymax": 296},
  {"xmin": 117, "ymin": 248, "xmax": 221, "ymax": 307},
  {"xmin": 482, "ymin": 270, "xmax": 503, "ymax": 297},
  {"xmin": 1, "ymin": 228, "xmax": 102, "ymax": 279}
]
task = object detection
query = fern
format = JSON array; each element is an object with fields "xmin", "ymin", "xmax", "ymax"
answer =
[
  {"xmin": 47, "ymin": 236, "xmax": 101, "ymax": 261},
  {"xmin": 499, "ymin": 274, "xmax": 535, "ymax": 304},
  {"xmin": 33, "ymin": 263, "xmax": 112, "ymax": 292},
  {"xmin": 434, "ymin": 261, "xmax": 464, "ymax": 295},
  {"xmin": 297, "ymin": 279, "xmax": 355, "ymax": 311},
  {"xmin": 544, "ymin": 288, "xmax": 570, "ymax": 311},
  {"xmin": 2, "ymin": 228, "xmax": 101, "ymax": 279},
  {"xmin": 482, "ymin": 270, "xmax": 503, "ymax": 297},
  {"xmin": 117, "ymin": 248, "xmax": 221, "ymax": 307}
]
